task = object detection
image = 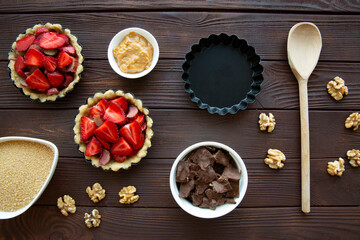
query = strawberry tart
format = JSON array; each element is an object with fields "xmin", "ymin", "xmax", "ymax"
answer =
[
  {"xmin": 8, "ymin": 23, "xmax": 83, "ymax": 102},
  {"xmin": 73, "ymin": 90, "xmax": 154, "ymax": 171}
]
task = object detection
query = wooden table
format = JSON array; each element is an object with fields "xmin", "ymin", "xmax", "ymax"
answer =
[{"xmin": 1, "ymin": 1, "xmax": 359, "ymax": 239}]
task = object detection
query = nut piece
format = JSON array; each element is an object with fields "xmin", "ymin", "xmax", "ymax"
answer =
[
  {"xmin": 345, "ymin": 112, "xmax": 360, "ymax": 131},
  {"xmin": 57, "ymin": 195, "xmax": 76, "ymax": 216},
  {"xmin": 264, "ymin": 149, "xmax": 286, "ymax": 169},
  {"xmin": 327, "ymin": 158, "xmax": 345, "ymax": 176},
  {"xmin": 347, "ymin": 149, "xmax": 360, "ymax": 167},
  {"xmin": 327, "ymin": 76, "xmax": 348, "ymax": 101},
  {"xmin": 86, "ymin": 183, "xmax": 106, "ymax": 203},
  {"xmin": 84, "ymin": 209, "xmax": 101, "ymax": 228},
  {"xmin": 119, "ymin": 186, "xmax": 139, "ymax": 204},
  {"xmin": 258, "ymin": 113, "xmax": 276, "ymax": 132}
]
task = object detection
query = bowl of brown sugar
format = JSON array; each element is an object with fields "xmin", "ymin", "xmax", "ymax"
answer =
[{"xmin": 0, "ymin": 136, "xmax": 58, "ymax": 219}]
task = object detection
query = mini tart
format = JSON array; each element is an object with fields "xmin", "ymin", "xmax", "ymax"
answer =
[
  {"xmin": 8, "ymin": 23, "xmax": 84, "ymax": 102},
  {"xmin": 73, "ymin": 90, "xmax": 154, "ymax": 171}
]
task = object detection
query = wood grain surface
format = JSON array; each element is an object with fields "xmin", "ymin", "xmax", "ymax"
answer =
[{"xmin": 0, "ymin": 1, "xmax": 359, "ymax": 239}]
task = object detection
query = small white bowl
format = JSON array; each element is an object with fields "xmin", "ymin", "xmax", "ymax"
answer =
[
  {"xmin": 0, "ymin": 136, "xmax": 59, "ymax": 219},
  {"xmin": 169, "ymin": 141, "xmax": 248, "ymax": 219},
  {"xmin": 107, "ymin": 27, "xmax": 160, "ymax": 79}
]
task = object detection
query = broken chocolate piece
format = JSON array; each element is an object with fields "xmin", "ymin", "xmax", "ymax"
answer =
[
  {"xmin": 205, "ymin": 188, "xmax": 223, "ymax": 201},
  {"xmin": 195, "ymin": 182, "xmax": 209, "ymax": 195},
  {"xmin": 197, "ymin": 167, "xmax": 217, "ymax": 183},
  {"xmin": 199, "ymin": 197, "xmax": 217, "ymax": 210},
  {"xmin": 213, "ymin": 150, "xmax": 230, "ymax": 166},
  {"xmin": 179, "ymin": 179, "xmax": 195, "ymax": 198},
  {"xmin": 222, "ymin": 165, "xmax": 241, "ymax": 181},
  {"xmin": 188, "ymin": 147, "xmax": 215, "ymax": 169},
  {"xmin": 176, "ymin": 161, "xmax": 191, "ymax": 183},
  {"xmin": 226, "ymin": 180, "xmax": 239, "ymax": 198},
  {"xmin": 211, "ymin": 177, "xmax": 232, "ymax": 194},
  {"xmin": 190, "ymin": 193, "xmax": 204, "ymax": 206}
]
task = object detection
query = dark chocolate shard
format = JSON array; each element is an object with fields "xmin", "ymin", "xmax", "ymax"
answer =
[
  {"xmin": 189, "ymin": 162, "xmax": 200, "ymax": 179},
  {"xmin": 205, "ymin": 188, "xmax": 223, "ymax": 201},
  {"xmin": 213, "ymin": 150, "xmax": 230, "ymax": 166},
  {"xmin": 213, "ymin": 162, "xmax": 225, "ymax": 175},
  {"xmin": 176, "ymin": 161, "xmax": 191, "ymax": 183},
  {"xmin": 188, "ymin": 147, "xmax": 215, "ymax": 169},
  {"xmin": 195, "ymin": 182, "xmax": 209, "ymax": 195},
  {"xmin": 205, "ymin": 146, "xmax": 217, "ymax": 153},
  {"xmin": 211, "ymin": 177, "xmax": 232, "ymax": 193},
  {"xmin": 190, "ymin": 193, "xmax": 204, "ymax": 206},
  {"xmin": 199, "ymin": 197, "xmax": 217, "ymax": 210},
  {"xmin": 179, "ymin": 179, "xmax": 195, "ymax": 198},
  {"xmin": 217, "ymin": 197, "xmax": 236, "ymax": 205},
  {"xmin": 222, "ymin": 165, "xmax": 241, "ymax": 181},
  {"xmin": 197, "ymin": 167, "xmax": 217, "ymax": 183},
  {"xmin": 226, "ymin": 180, "xmax": 239, "ymax": 198}
]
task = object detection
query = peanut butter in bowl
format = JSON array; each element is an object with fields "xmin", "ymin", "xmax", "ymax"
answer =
[{"xmin": 113, "ymin": 32, "xmax": 154, "ymax": 74}]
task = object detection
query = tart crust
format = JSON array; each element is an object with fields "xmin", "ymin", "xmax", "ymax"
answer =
[
  {"xmin": 8, "ymin": 23, "xmax": 84, "ymax": 102},
  {"xmin": 73, "ymin": 90, "xmax": 154, "ymax": 171}
]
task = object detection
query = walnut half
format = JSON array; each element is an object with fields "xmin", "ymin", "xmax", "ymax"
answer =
[
  {"xmin": 347, "ymin": 149, "xmax": 360, "ymax": 167},
  {"xmin": 119, "ymin": 186, "xmax": 139, "ymax": 204},
  {"xmin": 345, "ymin": 112, "xmax": 360, "ymax": 131},
  {"xmin": 57, "ymin": 195, "xmax": 76, "ymax": 216},
  {"xmin": 84, "ymin": 209, "xmax": 101, "ymax": 228},
  {"xmin": 264, "ymin": 149, "xmax": 286, "ymax": 169},
  {"xmin": 327, "ymin": 76, "xmax": 348, "ymax": 101},
  {"xmin": 86, "ymin": 183, "xmax": 106, "ymax": 203},
  {"xmin": 258, "ymin": 113, "xmax": 276, "ymax": 132},
  {"xmin": 327, "ymin": 158, "xmax": 345, "ymax": 176}
]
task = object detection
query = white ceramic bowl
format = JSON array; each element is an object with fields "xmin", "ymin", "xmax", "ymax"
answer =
[
  {"xmin": 107, "ymin": 27, "xmax": 160, "ymax": 79},
  {"xmin": 0, "ymin": 136, "xmax": 59, "ymax": 219},
  {"xmin": 169, "ymin": 141, "xmax": 248, "ymax": 219}
]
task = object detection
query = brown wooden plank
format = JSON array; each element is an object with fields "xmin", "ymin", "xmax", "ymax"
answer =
[
  {"xmin": 1, "ymin": 206, "xmax": 359, "ymax": 239},
  {"xmin": 1, "ymin": 60, "xmax": 360, "ymax": 110},
  {"xmin": 0, "ymin": 0, "xmax": 359, "ymax": 13},
  {"xmin": 1, "ymin": 13, "xmax": 360, "ymax": 61}
]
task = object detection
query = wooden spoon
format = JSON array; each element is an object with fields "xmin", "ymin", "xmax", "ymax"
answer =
[{"xmin": 287, "ymin": 22, "xmax": 322, "ymax": 214}]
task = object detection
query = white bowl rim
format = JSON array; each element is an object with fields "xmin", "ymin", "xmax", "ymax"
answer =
[
  {"xmin": 107, "ymin": 27, "xmax": 160, "ymax": 79},
  {"xmin": 169, "ymin": 141, "xmax": 248, "ymax": 219},
  {"xmin": 0, "ymin": 136, "xmax": 59, "ymax": 219}
]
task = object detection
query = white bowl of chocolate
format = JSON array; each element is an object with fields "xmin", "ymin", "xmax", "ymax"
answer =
[{"xmin": 169, "ymin": 141, "xmax": 248, "ymax": 218}]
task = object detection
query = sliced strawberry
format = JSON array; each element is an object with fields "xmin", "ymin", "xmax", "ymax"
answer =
[
  {"xmin": 94, "ymin": 120, "xmax": 119, "ymax": 143},
  {"xmin": 133, "ymin": 133, "xmax": 145, "ymax": 150},
  {"xmin": 129, "ymin": 148, "xmax": 139, "ymax": 156},
  {"xmin": 97, "ymin": 136, "xmax": 111, "ymax": 149},
  {"xmin": 103, "ymin": 102, "xmax": 126, "ymax": 125},
  {"xmin": 93, "ymin": 115, "xmax": 104, "ymax": 127},
  {"xmin": 80, "ymin": 116, "xmax": 97, "ymax": 141},
  {"xmin": 119, "ymin": 121, "xmax": 142, "ymax": 149},
  {"xmin": 43, "ymin": 56, "xmax": 57, "ymax": 72},
  {"xmin": 15, "ymin": 35, "xmax": 35, "ymax": 52},
  {"xmin": 134, "ymin": 113, "xmax": 145, "ymax": 126},
  {"xmin": 32, "ymin": 38, "xmax": 41, "ymax": 45},
  {"xmin": 57, "ymin": 34, "xmax": 70, "ymax": 45},
  {"xmin": 111, "ymin": 154, "xmax": 127, "ymax": 163},
  {"xmin": 57, "ymin": 51, "xmax": 72, "ymax": 68},
  {"xmin": 46, "ymin": 87, "xmax": 59, "ymax": 95},
  {"xmin": 35, "ymin": 26, "xmax": 49, "ymax": 36},
  {"xmin": 66, "ymin": 57, "xmax": 78, "ymax": 72},
  {"xmin": 25, "ymin": 69, "xmax": 51, "ymax": 91},
  {"xmin": 14, "ymin": 55, "xmax": 27, "ymax": 79},
  {"xmin": 85, "ymin": 137, "xmax": 102, "ymax": 157},
  {"xmin": 60, "ymin": 45, "xmax": 76, "ymax": 56},
  {"xmin": 39, "ymin": 32, "xmax": 66, "ymax": 49},
  {"xmin": 24, "ymin": 48, "xmax": 45, "ymax": 67},
  {"xmin": 89, "ymin": 99, "xmax": 109, "ymax": 118},
  {"xmin": 111, "ymin": 97, "xmax": 128, "ymax": 113},
  {"xmin": 99, "ymin": 149, "xmax": 111, "ymax": 165},
  {"xmin": 63, "ymin": 74, "xmax": 73, "ymax": 87},
  {"xmin": 47, "ymin": 71, "xmax": 64, "ymax": 87},
  {"xmin": 126, "ymin": 105, "xmax": 138, "ymax": 119},
  {"xmin": 111, "ymin": 137, "xmax": 133, "ymax": 156},
  {"xmin": 141, "ymin": 122, "xmax": 147, "ymax": 131}
]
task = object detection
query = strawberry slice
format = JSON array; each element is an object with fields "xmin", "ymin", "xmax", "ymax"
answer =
[
  {"xmin": 103, "ymin": 102, "xmax": 126, "ymax": 125},
  {"xmin": 94, "ymin": 120, "xmax": 119, "ymax": 143},
  {"xmin": 111, "ymin": 97, "xmax": 128, "ymax": 113},
  {"xmin": 14, "ymin": 55, "xmax": 27, "ymax": 79},
  {"xmin": 93, "ymin": 115, "xmax": 104, "ymax": 127},
  {"xmin": 111, "ymin": 137, "xmax": 133, "ymax": 156},
  {"xmin": 24, "ymin": 48, "xmax": 45, "ymax": 67},
  {"xmin": 80, "ymin": 116, "xmax": 97, "ymax": 141},
  {"xmin": 126, "ymin": 105, "xmax": 138, "ymax": 119},
  {"xmin": 89, "ymin": 99, "xmax": 109, "ymax": 118},
  {"xmin": 134, "ymin": 113, "xmax": 145, "ymax": 126},
  {"xmin": 119, "ymin": 121, "xmax": 142, "ymax": 149},
  {"xmin": 43, "ymin": 56, "xmax": 57, "ymax": 72},
  {"xmin": 85, "ymin": 136, "xmax": 102, "ymax": 157},
  {"xmin": 134, "ymin": 133, "xmax": 145, "ymax": 150},
  {"xmin": 60, "ymin": 45, "xmax": 76, "ymax": 56},
  {"xmin": 39, "ymin": 32, "xmax": 66, "ymax": 49},
  {"xmin": 35, "ymin": 26, "xmax": 49, "ymax": 36},
  {"xmin": 112, "ymin": 154, "xmax": 127, "ymax": 163},
  {"xmin": 63, "ymin": 74, "xmax": 73, "ymax": 87},
  {"xmin": 25, "ymin": 69, "xmax": 51, "ymax": 91},
  {"xmin": 58, "ymin": 51, "xmax": 73, "ymax": 68},
  {"xmin": 99, "ymin": 149, "xmax": 111, "ymax": 165},
  {"xmin": 97, "ymin": 136, "xmax": 111, "ymax": 149},
  {"xmin": 66, "ymin": 57, "xmax": 78, "ymax": 72},
  {"xmin": 141, "ymin": 122, "xmax": 147, "ymax": 131},
  {"xmin": 15, "ymin": 35, "xmax": 35, "ymax": 52},
  {"xmin": 46, "ymin": 87, "xmax": 59, "ymax": 95},
  {"xmin": 58, "ymin": 34, "xmax": 70, "ymax": 45},
  {"xmin": 47, "ymin": 71, "xmax": 64, "ymax": 87}
]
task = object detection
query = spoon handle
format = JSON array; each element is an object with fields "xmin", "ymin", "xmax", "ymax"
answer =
[{"xmin": 298, "ymin": 80, "xmax": 310, "ymax": 214}]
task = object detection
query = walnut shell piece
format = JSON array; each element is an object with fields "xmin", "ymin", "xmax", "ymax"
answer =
[
  {"xmin": 345, "ymin": 112, "xmax": 360, "ymax": 131},
  {"xmin": 258, "ymin": 113, "xmax": 276, "ymax": 132},
  {"xmin": 84, "ymin": 209, "xmax": 101, "ymax": 228},
  {"xmin": 327, "ymin": 76, "xmax": 348, "ymax": 101},
  {"xmin": 86, "ymin": 183, "xmax": 106, "ymax": 203},
  {"xmin": 347, "ymin": 149, "xmax": 360, "ymax": 167},
  {"xmin": 119, "ymin": 186, "xmax": 139, "ymax": 204},
  {"xmin": 327, "ymin": 158, "xmax": 345, "ymax": 176},
  {"xmin": 264, "ymin": 149, "xmax": 286, "ymax": 169},
  {"xmin": 57, "ymin": 195, "xmax": 76, "ymax": 216}
]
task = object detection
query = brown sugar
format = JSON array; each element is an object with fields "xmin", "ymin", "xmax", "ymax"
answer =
[{"xmin": 0, "ymin": 140, "xmax": 54, "ymax": 212}]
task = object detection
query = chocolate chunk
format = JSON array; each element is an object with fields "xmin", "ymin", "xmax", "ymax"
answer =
[
  {"xmin": 205, "ymin": 146, "xmax": 217, "ymax": 153},
  {"xmin": 197, "ymin": 167, "xmax": 217, "ymax": 183},
  {"xmin": 205, "ymin": 188, "xmax": 223, "ymax": 201},
  {"xmin": 211, "ymin": 177, "xmax": 232, "ymax": 193},
  {"xmin": 188, "ymin": 147, "xmax": 215, "ymax": 169},
  {"xmin": 222, "ymin": 165, "xmax": 241, "ymax": 181},
  {"xmin": 176, "ymin": 161, "xmax": 191, "ymax": 183},
  {"xmin": 195, "ymin": 182, "xmax": 209, "ymax": 195},
  {"xmin": 189, "ymin": 163, "xmax": 200, "ymax": 179},
  {"xmin": 213, "ymin": 150, "xmax": 230, "ymax": 166},
  {"xmin": 179, "ymin": 179, "xmax": 195, "ymax": 198},
  {"xmin": 199, "ymin": 197, "xmax": 217, "ymax": 210},
  {"xmin": 226, "ymin": 180, "xmax": 239, "ymax": 198},
  {"xmin": 213, "ymin": 162, "xmax": 225, "ymax": 175},
  {"xmin": 217, "ymin": 197, "xmax": 236, "ymax": 206},
  {"xmin": 190, "ymin": 193, "xmax": 204, "ymax": 206}
]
